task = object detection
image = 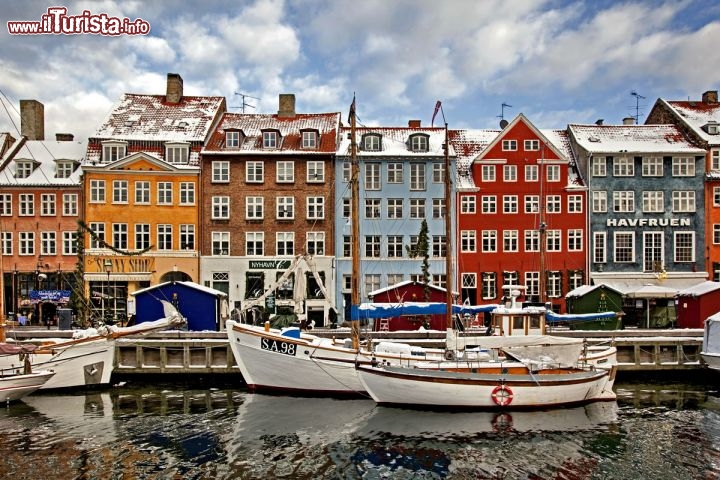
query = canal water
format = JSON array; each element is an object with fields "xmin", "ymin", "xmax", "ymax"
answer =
[{"xmin": 1, "ymin": 376, "xmax": 719, "ymax": 479}]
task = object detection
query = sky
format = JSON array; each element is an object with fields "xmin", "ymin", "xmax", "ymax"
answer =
[{"xmin": 0, "ymin": 0, "xmax": 719, "ymax": 142}]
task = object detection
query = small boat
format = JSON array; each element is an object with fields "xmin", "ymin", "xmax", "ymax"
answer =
[
  {"xmin": 0, "ymin": 346, "xmax": 55, "ymax": 402},
  {"xmin": 356, "ymin": 361, "xmax": 617, "ymax": 410},
  {"xmin": 701, "ymin": 312, "xmax": 720, "ymax": 370},
  {"xmin": 0, "ymin": 300, "xmax": 184, "ymax": 390}
]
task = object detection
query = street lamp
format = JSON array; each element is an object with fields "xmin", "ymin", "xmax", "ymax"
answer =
[{"xmin": 104, "ymin": 259, "xmax": 112, "ymax": 324}]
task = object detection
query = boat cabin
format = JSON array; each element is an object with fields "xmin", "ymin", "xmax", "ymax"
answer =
[{"xmin": 490, "ymin": 286, "xmax": 547, "ymax": 336}]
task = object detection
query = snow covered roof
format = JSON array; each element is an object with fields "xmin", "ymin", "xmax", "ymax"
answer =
[
  {"xmin": 568, "ymin": 124, "xmax": 704, "ymax": 154},
  {"xmin": 662, "ymin": 98, "xmax": 720, "ymax": 146},
  {"xmin": 566, "ymin": 283, "xmax": 623, "ymax": 298},
  {"xmin": 677, "ymin": 280, "xmax": 720, "ymax": 297},
  {"xmin": 0, "ymin": 138, "xmax": 86, "ymax": 186},
  {"xmin": 448, "ymin": 129, "xmax": 498, "ymax": 168},
  {"xmin": 337, "ymin": 126, "xmax": 452, "ymax": 158},
  {"xmin": 204, "ymin": 112, "xmax": 340, "ymax": 154}
]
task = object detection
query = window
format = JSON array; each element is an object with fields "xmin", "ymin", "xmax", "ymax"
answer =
[
  {"xmin": 525, "ymin": 272, "xmax": 539, "ymax": 298},
  {"xmin": 643, "ymin": 233, "xmax": 664, "ymax": 273},
  {"xmin": 613, "ymin": 157, "xmax": 634, "ymax": 176},
  {"xmin": 714, "ymin": 187, "xmax": 720, "ymax": 207},
  {"xmin": 342, "ymin": 235, "xmax": 351, "ymax": 257},
  {"xmin": 642, "ymin": 191, "xmax": 664, "ymax": 212},
  {"xmin": 592, "ymin": 191, "xmax": 607, "ymax": 212},
  {"xmin": 568, "ymin": 195, "xmax": 582, "ymax": 213},
  {"xmin": 524, "ymin": 230, "xmax": 539, "ymax": 252},
  {"xmin": 546, "ymin": 165, "xmax": 560, "ymax": 182},
  {"xmin": 672, "ymin": 191, "xmax": 696, "ymax": 212},
  {"xmin": 410, "ymin": 163, "xmax": 426, "ymax": 190},
  {"xmin": 302, "ymin": 130, "xmax": 318, "ymax": 148},
  {"xmin": 433, "ymin": 235, "xmax": 447, "ymax": 257},
  {"xmin": 180, "ymin": 182, "xmax": 195, "ymax": 205},
  {"xmin": 672, "ymin": 157, "xmax": 694, "ymax": 176},
  {"xmin": 461, "ymin": 195, "xmax": 476, "ymax": 214},
  {"xmin": 62, "ymin": 193, "xmax": 78, "ymax": 216},
  {"xmin": 365, "ymin": 198, "xmax": 381, "ymax": 219},
  {"xmin": 212, "ymin": 232, "xmax": 230, "ymax": 255},
  {"xmin": 225, "ymin": 131, "xmax": 240, "ymax": 148},
  {"xmin": 365, "ymin": 163, "xmax": 381, "ymax": 190},
  {"xmin": 482, "ymin": 230, "xmax": 497, "ymax": 252},
  {"xmin": 613, "ymin": 191, "xmax": 635, "ymax": 212},
  {"xmin": 568, "ymin": 229, "xmax": 583, "ymax": 251},
  {"xmin": 593, "ymin": 232, "xmax": 606, "ymax": 263},
  {"xmin": 546, "ymin": 195, "xmax": 561, "ymax": 214},
  {"xmin": 409, "ymin": 198, "xmax": 425, "ymax": 218},
  {"xmin": 277, "ymin": 196, "xmax": 295, "ymax": 219},
  {"xmin": 157, "ymin": 182, "xmax": 173, "ymax": 205},
  {"xmin": 165, "ymin": 143, "xmax": 189, "ymax": 164},
  {"xmin": 482, "ymin": 272, "xmax": 497, "ymax": 300},
  {"xmin": 40, "ymin": 231, "xmax": 56, "ymax": 255},
  {"xmin": 503, "ymin": 230, "xmax": 518, "ymax": 252},
  {"xmin": 388, "ymin": 273, "xmax": 404, "ymax": 286},
  {"xmin": 524, "ymin": 195, "xmax": 539, "ymax": 214},
  {"xmin": 365, "ymin": 274, "xmax": 381, "ymax": 295},
  {"xmin": 19, "ymin": 194, "xmax": 34, "ymax": 216},
  {"xmin": 502, "ymin": 139, "xmax": 517, "ymax": 151},
  {"xmin": 56, "ymin": 161, "xmax": 75, "ymax": 178},
  {"xmin": 62, "ymin": 231, "xmax": 76, "ymax": 255},
  {"xmin": 307, "ymin": 161, "xmax": 324, "ymax": 182},
  {"xmin": 503, "ymin": 271, "xmax": 519, "ymax": 289},
  {"xmin": 112, "ymin": 223, "xmax": 128, "ymax": 249},
  {"xmin": 15, "ymin": 161, "xmax": 34, "ymax": 178},
  {"xmin": 41, "ymin": 193, "xmax": 56, "ymax": 216},
  {"xmin": 461, "ymin": 230, "xmax": 476, "ymax": 252},
  {"xmin": 212, "ymin": 196, "xmax": 230, "ymax": 219},
  {"xmin": 365, "ymin": 235, "xmax": 381, "ymax": 257},
  {"xmin": 642, "ymin": 157, "xmax": 663, "ymax": 176},
  {"xmin": 276, "ymin": 232, "xmax": 295, "ymax": 256},
  {"xmin": 432, "ymin": 163, "xmax": 444, "ymax": 183},
  {"xmin": 180, "ymin": 224, "xmax": 195, "ymax": 250},
  {"xmin": 246, "ymin": 232, "xmax": 264, "ymax": 255},
  {"xmin": 19, "ymin": 232, "xmax": 35, "ymax": 255},
  {"xmin": 102, "ymin": 141, "xmax": 126, "ymax": 162},
  {"xmin": 524, "ymin": 139, "xmax": 540, "ymax": 151},
  {"xmin": 342, "ymin": 198, "xmax": 351, "ymax": 218},
  {"xmin": 714, "ymin": 225, "xmax": 720, "ymax": 245},
  {"xmin": 387, "ymin": 163, "xmax": 403, "ymax": 183},
  {"xmin": 388, "ymin": 236, "xmax": 403, "ymax": 258},
  {"xmin": 503, "ymin": 195, "xmax": 518, "ymax": 214},
  {"xmin": 89, "ymin": 222, "xmax": 105, "ymax": 249},
  {"xmin": 614, "ymin": 232, "xmax": 634, "ymax": 263},
  {"xmin": 135, "ymin": 181, "xmax": 150, "ymax": 204},
  {"xmin": 481, "ymin": 165, "xmax": 496, "ymax": 182},
  {"xmin": 0, "ymin": 194, "xmax": 10, "ymax": 216},
  {"xmin": 503, "ymin": 165, "xmax": 517, "ymax": 182},
  {"xmin": 307, "ymin": 196, "xmax": 325, "ymax": 219},
  {"xmin": 307, "ymin": 232, "xmax": 325, "ymax": 255},
  {"xmin": 482, "ymin": 196, "xmax": 497, "ymax": 214},
  {"xmin": 432, "ymin": 198, "xmax": 445, "ymax": 219},
  {"xmin": 409, "ymin": 134, "xmax": 429, "ymax": 152},
  {"xmin": 387, "ymin": 199, "xmax": 403, "ymax": 219},
  {"xmin": 592, "ymin": 157, "xmax": 606, "ymax": 177},
  {"xmin": 713, "ymin": 150, "xmax": 720, "ymax": 171},
  {"xmin": 212, "ymin": 161, "xmax": 230, "ymax": 183},
  {"xmin": 90, "ymin": 180, "xmax": 105, "ymax": 203},
  {"xmin": 525, "ymin": 165, "xmax": 538, "ymax": 181},
  {"xmin": 569, "ymin": 270, "xmax": 584, "ymax": 291},
  {"xmin": 674, "ymin": 232, "xmax": 695, "ymax": 262},
  {"xmin": 263, "ymin": 131, "xmax": 279, "ymax": 148},
  {"xmin": 547, "ymin": 271, "xmax": 562, "ymax": 298},
  {"xmin": 546, "ymin": 230, "xmax": 561, "ymax": 252},
  {"xmin": 135, "ymin": 224, "xmax": 150, "ymax": 250},
  {"xmin": 277, "ymin": 161, "xmax": 294, "ymax": 183},
  {"xmin": 342, "ymin": 161, "xmax": 351, "ymax": 182},
  {"xmin": 112, "ymin": 180, "xmax": 128, "ymax": 203},
  {"xmin": 246, "ymin": 161, "xmax": 264, "ymax": 183},
  {"xmin": 157, "ymin": 224, "xmax": 172, "ymax": 250},
  {"xmin": 362, "ymin": 134, "xmax": 381, "ymax": 151},
  {"xmin": 246, "ymin": 197, "xmax": 264, "ymax": 219}
]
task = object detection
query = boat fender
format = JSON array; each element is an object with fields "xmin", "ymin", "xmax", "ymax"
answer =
[
  {"xmin": 444, "ymin": 350, "xmax": 455, "ymax": 361},
  {"xmin": 491, "ymin": 384, "xmax": 513, "ymax": 407}
]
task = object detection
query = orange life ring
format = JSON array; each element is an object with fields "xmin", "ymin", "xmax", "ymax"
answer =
[{"xmin": 490, "ymin": 384, "xmax": 513, "ymax": 407}]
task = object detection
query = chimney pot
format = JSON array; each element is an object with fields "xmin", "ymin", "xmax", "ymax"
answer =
[
  {"xmin": 702, "ymin": 90, "xmax": 718, "ymax": 104},
  {"xmin": 55, "ymin": 133, "xmax": 74, "ymax": 141},
  {"xmin": 278, "ymin": 94, "xmax": 296, "ymax": 118},
  {"xmin": 408, "ymin": 120, "xmax": 421, "ymax": 128},
  {"xmin": 166, "ymin": 73, "xmax": 183, "ymax": 103},
  {"xmin": 622, "ymin": 117, "xmax": 635, "ymax": 125},
  {"xmin": 20, "ymin": 100, "xmax": 45, "ymax": 140}
]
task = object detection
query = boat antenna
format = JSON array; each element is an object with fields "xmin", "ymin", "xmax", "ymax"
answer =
[{"xmin": 349, "ymin": 93, "xmax": 361, "ymax": 349}]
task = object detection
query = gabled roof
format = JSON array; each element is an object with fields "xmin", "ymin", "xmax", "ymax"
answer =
[
  {"xmin": 337, "ymin": 126, "xmax": 452, "ymax": 158},
  {"xmin": 93, "ymin": 94, "xmax": 226, "ymax": 142},
  {"xmin": 448, "ymin": 129, "xmax": 498, "ymax": 169},
  {"xmin": 677, "ymin": 280, "xmax": 720, "ymax": 297},
  {"xmin": 204, "ymin": 112, "xmax": 340, "ymax": 154},
  {"xmin": 0, "ymin": 138, "xmax": 86, "ymax": 187},
  {"xmin": 654, "ymin": 98, "xmax": 720, "ymax": 146},
  {"xmin": 476, "ymin": 113, "xmax": 569, "ymax": 163},
  {"xmin": 567, "ymin": 123, "xmax": 704, "ymax": 154},
  {"xmin": 81, "ymin": 151, "xmax": 195, "ymax": 173}
]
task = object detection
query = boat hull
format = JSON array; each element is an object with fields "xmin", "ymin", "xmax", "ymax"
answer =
[{"xmin": 0, "ymin": 370, "xmax": 55, "ymax": 402}]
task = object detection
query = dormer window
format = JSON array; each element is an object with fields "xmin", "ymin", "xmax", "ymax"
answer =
[
  {"xmin": 362, "ymin": 134, "xmax": 381, "ymax": 151},
  {"xmin": 165, "ymin": 142, "xmax": 190, "ymax": 164},
  {"xmin": 301, "ymin": 130, "xmax": 319, "ymax": 149},
  {"xmin": 102, "ymin": 140, "xmax": 127, "ymax": 163},
  {"xmin": 409, "ymin": 133, "xmax": 429, "ymax": 152},
  {"xmin": 263, "ymin": 130, "xmax": 280, "ymax": 148},
  {"xmin": 15, "ymin": 160, "xmax": 35, "ymax": 179},
  {"xmin": 226, "ymin": 130, "xmax": 241, "ymax": 148},
  {"xmin": 56, "ymin": 160, "xmax": 77, "ymax": 178},
  {"xmin": 704, "ymin": 121, "xmax": 719, "ymax": 135}
]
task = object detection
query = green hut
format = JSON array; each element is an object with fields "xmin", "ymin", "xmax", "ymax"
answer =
[{"xmin": 565, "ymin": 284, "xmax": 624, "ymax": 330}]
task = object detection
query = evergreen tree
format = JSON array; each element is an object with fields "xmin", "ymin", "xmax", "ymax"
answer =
[{"xmin": 406, "ymin": 219, "xmax": 431, "ymax": 302}]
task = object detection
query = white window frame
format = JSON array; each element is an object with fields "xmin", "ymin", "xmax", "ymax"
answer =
[
  {"xmin": 212, "ymin": 161, "xmax": 230, "ymax": 183},
  {"xmin": 212, "ymin": 196, "xmax": 230, "ymax": 219}
]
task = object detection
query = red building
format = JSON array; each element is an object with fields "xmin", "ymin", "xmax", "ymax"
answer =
[
  {"xmin": 367, "ymin": 281, "xmax": 458, "ymax": 331},
  {"xmin": 676, "ymin": 281, "xmax": 720, "ymax": 328},
  {"xmin": 451, "ymin": 114, "xmax": 587, "ymax": 313}
]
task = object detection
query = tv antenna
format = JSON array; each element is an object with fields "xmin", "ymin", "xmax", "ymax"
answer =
[
  {"xmin": 231, "ymin": 92, "xmax": 260, "ymax": 113},
  {"xmin": 498, "ymin": 102, "xmax": 512, "ymax": 128},
  {"xmin": 630, "ymin": 90, "xmax": 646, "ymax": 124}
]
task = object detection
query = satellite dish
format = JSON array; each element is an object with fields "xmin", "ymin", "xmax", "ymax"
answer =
[{"xmin": 499, "ymin": 119, "xmax": 509, "ymax": 129}]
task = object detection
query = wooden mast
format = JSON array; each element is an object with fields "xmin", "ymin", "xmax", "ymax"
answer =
[
  {"xmin": 538, "ymin": 143, "xmax": 547, "ymax": 305},
  {"xmin": 443, "ymin": 122, "xmax": 453, "ymax": 330},
  {"xmin": 349, "ymin": 96, "xmax": 361, "ymax": 349}
]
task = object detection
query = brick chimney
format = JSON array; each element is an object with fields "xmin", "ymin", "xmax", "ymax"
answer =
[
  {"xmin": 166, "ymin": 73, "xmax": 183, "ymax": 103},
  {"xmin": 622, "ymin": 117, "xmax": 635, "ymax": 125},
  {"xmin": 278, "ymin": 94, "xmax": 296, "ymax": 118},
  {"xmin": 55, "ymin": 133, "xmax": 74, "ymax": 141},
  {"xmin": 702, "ymin": 90, "xmax": 718, "ymax": 104},
  {"xmin": 408, "ymin": 120, "xmax": 421, "ymax": 128},
  {"xmin": 20, "ymin": 99, "xmax": 45, "ymax": 140}
]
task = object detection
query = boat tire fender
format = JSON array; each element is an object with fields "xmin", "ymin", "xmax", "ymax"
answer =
[{"xmin": 444, "ymin": 350, "xmax": 455, "ymax": 361}]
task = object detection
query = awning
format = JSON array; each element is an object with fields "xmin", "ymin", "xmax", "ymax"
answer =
[
  {"xmin": 590, "ymin": 273, "xmax": 706, "ymax": 297},
  {"xmin": 626, "ymin": 284, "xmax": 679, "ymax": 299}
]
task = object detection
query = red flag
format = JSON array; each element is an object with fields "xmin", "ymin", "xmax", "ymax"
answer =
[{"xmin": 431, "ymin": 100, "xmax": 442, "ymax": 127}]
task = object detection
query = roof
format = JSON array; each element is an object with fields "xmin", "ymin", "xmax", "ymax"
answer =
[
  {"xmin": 677, "ymin": 280, "xmax": 720, "ymax": 297},
  {"xmin": 568, "ymin": 123, "xmax": 704, "ymax": 154},
  {"xmin": 204, "ymin": 112, "xmax": 340, "ymax": 154},
  {"xmin": 368, "ymin": 280, "xmax": 450, "ymax": 297},
  {"xmin": 92, "ymin": 93, "xmax": 226, "ymax": 142},
  {"xmin": 448, "ymin": 129, "xmax": 498, "ymax": 169},
  {"xmin": 0, "ymin": 138, "xmax": 87, "ymax": 187},
  {"xmin": 132, "ymin": 281, "xmax": 227, "ymax": 297},
  {"xmin": 661, "ymin": 98, "xmax": 720, "ymax": 146},
  {"xmin": 337, "ymin": 126, "xmax": 452, "ymax": 158},
  {"xmin": 566, "ymin": 283, "xmax": 623, "ymax": 298}
]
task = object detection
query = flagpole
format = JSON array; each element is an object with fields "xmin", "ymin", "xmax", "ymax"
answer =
[{"xmin": 349, "ymin": 95, "xmax": 361, "ymax": 349}]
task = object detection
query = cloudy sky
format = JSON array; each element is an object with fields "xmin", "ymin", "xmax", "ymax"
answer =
[{"xmin": 1, "ymin": 0, "xmax": 718, "ymax": 141}]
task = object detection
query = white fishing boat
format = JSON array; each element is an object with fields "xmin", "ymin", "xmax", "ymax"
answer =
[
  {"xmin": 0, "ymin": 366, "xmax": 55, "ymax": 403},
  {"xmin": 0, "ymin": 300, "xmax": 184, "ymax": 390},
  {"xmin": 701, "ymin": 312, "xmax": 720, "ymax": 370}
]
